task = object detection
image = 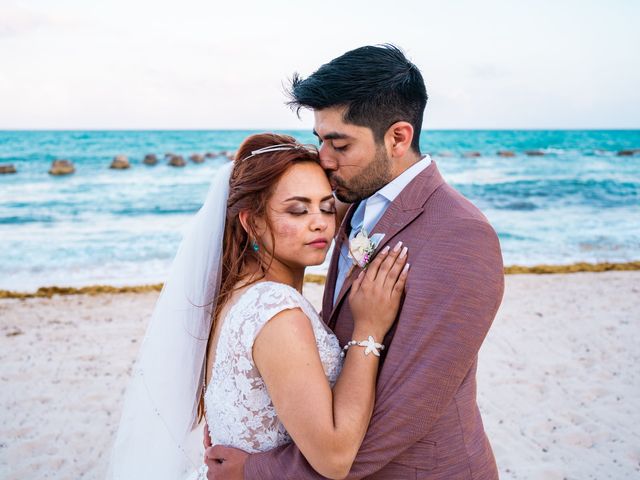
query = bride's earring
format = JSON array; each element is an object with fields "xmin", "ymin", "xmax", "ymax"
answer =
[{"xmin": 252, "ymin": 240, "xmax": 259, "ymax": 252}]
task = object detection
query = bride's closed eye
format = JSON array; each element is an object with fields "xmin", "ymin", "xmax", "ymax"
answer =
[
  {"xmin": 286, "ymin": 207, "xmax": 307, "ymax": 215},
  {"xmin": 286, "ymin": 204, "xmax": 336, "ymax": 216},
  {"xmin": 321, "ymin": 204, "xmax": 337, "ymax": 215},
  {"xmin": 287, "ymin": 210, "xmax": 336, "ymax": 216}
]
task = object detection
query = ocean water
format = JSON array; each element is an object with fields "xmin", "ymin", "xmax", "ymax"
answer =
[{"xmin": 0, "ymin": 130, "xmax": 638, "ymax": 291}]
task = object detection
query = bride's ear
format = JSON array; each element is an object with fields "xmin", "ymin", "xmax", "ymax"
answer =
[
  {"xmin": 238, "ymin": 210, "xmax": 251, "ymax": 234},
  {"xmin": 240, "ymin": 209, "xmax": 267, "ymax": 236}
]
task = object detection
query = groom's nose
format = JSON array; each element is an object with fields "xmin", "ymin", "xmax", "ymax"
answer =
[{"xmin": 318, "ymin": 144, "xmax": 337, "ymax": 171}]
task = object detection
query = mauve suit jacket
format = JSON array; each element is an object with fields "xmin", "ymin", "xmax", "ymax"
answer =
[{"xmin": 244, "ymin": 161, "xmax": 504, "ymax": 479}]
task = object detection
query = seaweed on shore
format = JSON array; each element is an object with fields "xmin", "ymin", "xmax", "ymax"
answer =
[
  {"xmin": 503, "ymin": 261, "xmax": 640, "ymax": 275},
  {"xmin": 1, "ymin": 262, "xmax": 638, "ymax": 299},
  {"xmin": 0, "ymin": 283, "xmax": 163, "ymax": 299}
]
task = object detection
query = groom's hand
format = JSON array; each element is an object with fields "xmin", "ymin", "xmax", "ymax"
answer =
[{"xmin": 205, "ymin": 444, "xmax": 248, "ymax": 480}]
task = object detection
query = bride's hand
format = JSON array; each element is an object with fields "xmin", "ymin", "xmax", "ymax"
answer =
[{"xmin": 348, "ymin": 241, "xmax": 409, "ymax": 341}]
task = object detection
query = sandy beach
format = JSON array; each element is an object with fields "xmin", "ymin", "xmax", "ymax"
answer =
[{"xmin": 1, "ymin": 271, "xmax": 639, "ymax": 479}]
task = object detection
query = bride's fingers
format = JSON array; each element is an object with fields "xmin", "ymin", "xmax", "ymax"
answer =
[
  {"xmin": 362, "ymin": 244, "xmax": 390, "ymax": 283},
  {"xmin": 391, "ymin": 263, "xmax": 410, "ymax": 299},
  {"xmin": 383, "ymin": 246, "xmax": 408, "ymax": 291},
  {"xmin": 370, "ymin": 241, "xmax": 403, "ymax": 287},
  {"xmin": 350, "ymin": 269, "xmax": 365, "ymax": 295}
]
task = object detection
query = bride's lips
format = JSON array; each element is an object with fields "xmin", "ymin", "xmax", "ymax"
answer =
[{"xmin": 307, "ymin": 238, "xmax": 329, "ymax": 248}]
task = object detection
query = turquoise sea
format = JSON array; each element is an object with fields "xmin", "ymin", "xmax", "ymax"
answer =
[{"xmin": 0, "ymin": 130, "xmax": 638, "ymax": 291}]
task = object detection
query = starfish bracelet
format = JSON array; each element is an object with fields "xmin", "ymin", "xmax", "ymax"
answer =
[{"xmin": 339, "ymin": 336, "xmax": 385, "ymax": 358}]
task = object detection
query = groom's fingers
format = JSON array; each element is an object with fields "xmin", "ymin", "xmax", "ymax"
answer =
[
  {"xmin": 203, "ymin": 423, "xmax": 212, "ymax": 448},
  {"xmin": 205, "ymin": 444, "xmax": 249, "ymax": 480},
  {"xmin": 205, "ymin": 445, "xmax": 227, "ymax": 460}
]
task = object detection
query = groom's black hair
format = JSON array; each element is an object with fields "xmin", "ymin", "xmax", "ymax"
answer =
[{"xmin": 287, "ymin": 44, "xmax": 428, "ymax": 154}]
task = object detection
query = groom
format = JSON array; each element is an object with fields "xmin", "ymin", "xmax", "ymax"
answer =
[{"xmin": 205, "ymin": 44, "xmax": 504, "ymax": 479}]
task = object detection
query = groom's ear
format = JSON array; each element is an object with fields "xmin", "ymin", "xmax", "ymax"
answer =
[{"xmin": 385, "ymin": 121, "xmax": 414, "ymax": 159}]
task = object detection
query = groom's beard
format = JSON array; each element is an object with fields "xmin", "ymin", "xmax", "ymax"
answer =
[{"xmin": 330, "ymin": 145, "xmax": 392, "ymax": 203}]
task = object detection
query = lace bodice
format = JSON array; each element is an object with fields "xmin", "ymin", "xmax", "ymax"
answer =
[{"xmin": 203, "ymin": 281, "xmax": 342, "ymax": 453}]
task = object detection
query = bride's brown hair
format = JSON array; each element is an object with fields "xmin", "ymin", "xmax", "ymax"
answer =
[{"xmin": 198, "ymin": 133, "xmax": 320, "ymax": 421}]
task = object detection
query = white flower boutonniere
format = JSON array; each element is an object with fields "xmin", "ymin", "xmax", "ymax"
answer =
[{"xmin": 348, "ymin": 229, "xmax": 385, "ymax": 269}]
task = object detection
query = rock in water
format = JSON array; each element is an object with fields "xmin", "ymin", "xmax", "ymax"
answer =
[
  {"xmin": 220, "ymin": 150, "xmax": 237, "ymax": 161},
  {"xmin": 525, "ymin": 150, "xmax": 545, "ymax": 156},
  {"xmin": 168, "ymin": 155, "xmax": 186, "ymax": 167},
  {"xmin": 617, "ymin": 149, "xmax": 640, "ymax": 156},
  {"xmin": 463, "ymin": 151, "xmax": 482, "ymax": 158},
  {"xmin": 110, "ymin": 155, "xmax": 130, "ymax": 169},
  {"xmin": 49, "ymin": 159, "xmax": 75, "ymax": 175},
  {"xmin": 0, "ymin": 163, "xmax": 17, "ymax": 174},
  {"xmin": 204, "ymin": 152, "xmax": 218, "ymax": 158},
  {"xmin": 498, "ymin": 150, "xmax": 516, "ymax": 157},
  {"xmin": 143, "ymin": 154, "xmax": 158, "ymax": 165},
  {"xmin": 190, "ymin": 153, "xmax": 205, "ymax": 163}
]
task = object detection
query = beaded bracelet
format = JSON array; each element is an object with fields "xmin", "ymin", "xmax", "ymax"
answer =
[{"xmin": 340, "ymin": 336, "xmax": 385, "ymax": 358}]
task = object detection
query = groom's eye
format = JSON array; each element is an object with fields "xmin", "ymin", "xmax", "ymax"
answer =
[{"xmin": 333, "ymin": 143, "xmax": 348, "ymax": 152}]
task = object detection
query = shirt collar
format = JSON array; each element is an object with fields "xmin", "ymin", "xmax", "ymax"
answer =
[{"xmin": 370, "ymin": 154, "xmax": 431, "ymax": 204}]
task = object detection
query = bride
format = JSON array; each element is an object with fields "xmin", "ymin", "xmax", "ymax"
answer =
[{"xmin": 107, "ymin": 133, "xmax": 409, "ymax": 479}]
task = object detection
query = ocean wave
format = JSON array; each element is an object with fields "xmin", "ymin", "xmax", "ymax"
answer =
[
  {"xmin": 2, "ymin": 130, "xmax": 639, "ymax": 288},
  {"xmin": 111, "ymin": 205, "xmax": 201, "ymax": 216},
  {"xmin": 457, "ymin": 178, "xmax": 639, "ymax": 209},
  {"xmin": 0, "ymin": 215, "xmax": 56, "ymax": 225},
  {"xmin": 495, "ymin": 201, "xmax": 539, "ymax": 211}
]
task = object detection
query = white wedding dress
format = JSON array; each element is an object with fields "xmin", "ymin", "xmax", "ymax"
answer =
[{"xmin": 191, "ymin": 281, "xmax": 343, "ymax": 479}]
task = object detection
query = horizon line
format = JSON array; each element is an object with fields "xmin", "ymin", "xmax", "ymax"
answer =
[{"xmin": 1, "ymin": 127, "xmax": 639, "ymax": 132}]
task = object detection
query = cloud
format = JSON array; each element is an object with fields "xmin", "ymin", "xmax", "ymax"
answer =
[
  {"xmin": 0, "ymin": 4, "xmax": 48, "ymax": 37},
  {"xmin": 469, "ymin": 64, "xmax": 507, "ymax": 79},
  {"xmin": 0, "ymin": 3, "xmax": 76, "ymax": 38}
]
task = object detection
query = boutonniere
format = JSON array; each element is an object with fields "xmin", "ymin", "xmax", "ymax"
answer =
[{"xmin": 348, "ymin": 229, "xmax": 385, "ymax": 269}]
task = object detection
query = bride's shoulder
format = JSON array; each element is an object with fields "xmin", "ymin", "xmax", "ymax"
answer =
[
  {"xmin": 228, "ymin": 281, "xmax": 309, "ymax": 341},
  {"xmin": 232, "ymin": 281, "xmax": 304, "ymax": 316},
  {"xmin": 240, "ymin": 281, "xmax": 304, "ymax": 308}
]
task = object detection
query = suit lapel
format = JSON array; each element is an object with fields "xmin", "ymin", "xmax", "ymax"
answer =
[{"xmin": 327, "ymin": 161, "xmax": 445, "ymax": 330}]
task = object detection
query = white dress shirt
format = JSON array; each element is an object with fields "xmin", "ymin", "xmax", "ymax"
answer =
[{"xmin": 333, "ymin": 155, "xmax": 431, "ymax": 304}]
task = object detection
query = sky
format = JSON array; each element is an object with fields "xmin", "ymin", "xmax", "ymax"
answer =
[{"xmin": 0, "ymin": 0, "xmax": 638, "ymax": 130}]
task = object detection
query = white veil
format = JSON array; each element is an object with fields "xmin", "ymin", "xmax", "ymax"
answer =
[{"xmin": 106, "ymin": 161, "xmax": 234, "ymax": 479}]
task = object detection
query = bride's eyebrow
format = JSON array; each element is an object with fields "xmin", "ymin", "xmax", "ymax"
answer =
[{"xmin": 283, "ymin": 195, "xmax": 334, "ymax": 203}]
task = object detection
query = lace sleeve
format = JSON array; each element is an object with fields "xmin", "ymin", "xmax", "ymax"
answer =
[
  {"xmin": 236, "ymin": 282, "xmax": 306, "ymax": 351},
  {"xmin": 203, "ymin": 282, "xmax": 306, "ymax": 453},
  {"xmin": 203, "ymin": 280, "xmax": 340, "ymax": 455}
]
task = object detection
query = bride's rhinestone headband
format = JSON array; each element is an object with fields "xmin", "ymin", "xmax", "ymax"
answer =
[{"xmin": 241, "ymin": 143, "xmax": 318, "ymax": 162}]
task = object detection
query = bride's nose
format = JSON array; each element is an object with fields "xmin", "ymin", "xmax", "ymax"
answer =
[{"xmin": 309, "ymin": 213, "xmax": 328, "ymax": 232}]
